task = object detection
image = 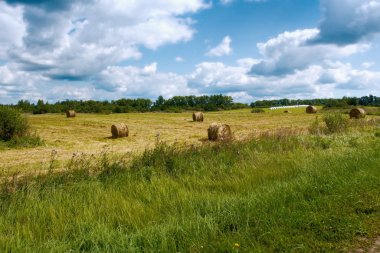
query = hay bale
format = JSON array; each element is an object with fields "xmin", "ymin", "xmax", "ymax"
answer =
[
  {"xmin": 193, "ymin": 112, "xmax": 204, "ymax": 122},
  {"xmin": 349, "ymin": 108, "xmax": 366, "ymax": 119},
  {"xmin": 66, "ymin": 110, "xmax": 76, "ymax": 118},
  {"xmin": 306, "ymin": 105, "xmax": 317, "ymax": 114},
  {"xmin": 111, "ymin": 123, "xmax": 129, "ymax": 138},
  {"xmin": 283, "ymin": 110, "xmax": 291, "ymax": 113},
  {"xmin": 208, "ymin": 122, "xmax": 232, "ymax": 141}
]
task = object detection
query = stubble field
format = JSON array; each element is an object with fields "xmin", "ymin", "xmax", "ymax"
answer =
[{"xmin": 1, "ymin": 108, "xmax": 315, "ymax": 177}]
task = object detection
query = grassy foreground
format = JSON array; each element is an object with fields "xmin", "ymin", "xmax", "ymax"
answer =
[{"xmin": 1, "ymin": 127, "xmax": 379, "ymax": 252}]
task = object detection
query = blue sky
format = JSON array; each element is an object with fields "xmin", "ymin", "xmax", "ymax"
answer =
[{"xmin": 0, "ymin": 0, "xmax": 379, "ymax": 103}]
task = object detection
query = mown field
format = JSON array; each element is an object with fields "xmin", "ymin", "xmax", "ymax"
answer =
[
  {"xmin": 0, "ymin": 108, "xmax": 379, "ymax": 252},
  {"xmin": 1, "ymin": 108, "xmax": 317, "ymax": 177}
]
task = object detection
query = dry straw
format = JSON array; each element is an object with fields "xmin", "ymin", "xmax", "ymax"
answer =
[
  {"xmin": 349, "ymin": 108, "xmax": 366, "ymax": 119},
  {"xmin": 66, "ymin": 110, "xmax": 76, "ymax": 118},
  {"xmin": 111, "ymin": 123, "xmax": 129, "ymax": 138},
  {"xmin": 306, "ymin": 105, "xmax": 317, "ymax": 114},
  {"xmin": 193, "ymin": 112, "xmax": 204, "ymax": 122},
  {"xmin": 207, "ymin": 122, "xmax": 232, "ymax": 141}
]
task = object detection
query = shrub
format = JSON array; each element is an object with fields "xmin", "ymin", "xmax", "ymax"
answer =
[
  {"xmin": 0, "ymin": 106, "xmax": 30, "ymax": 141},
  {"xmin": 323, "ymin": 113, "xmax": 349, "ymax": 134},
  {"xmin": 251, "ymin": 108, "xmax": 265, "ymax": 113}
]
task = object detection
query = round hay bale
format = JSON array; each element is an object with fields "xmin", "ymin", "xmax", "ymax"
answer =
[
  {"xmin": 207, "ymin": 122, "xmax": 232, "ymax": 141},
  {"xmin": 111, "ymin": 123, "xmax": 129, "ymax": 138},
  {"xmin": 349, "ymin": 108, "xmax": 366, "ymax": 119},
  {"xmin": 66, "ymin": 110, "xmax": 76, "ymax": 118},
  {"xmin": 283, "ymin": 110, "xmax": 291, "ymax": 113},
  {"xmin": 193, "ymin": 112, "xmax": 204, "ymax": 122},
  {"xmin": 306, "ymin": 105, "xmax": 317, "ymax": 114}
]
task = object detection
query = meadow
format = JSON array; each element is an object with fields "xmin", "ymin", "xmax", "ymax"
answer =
[
  {"xmin": 0, "ymin": 108, "xmax": 379, "ymax": 252},
  {"xmin": 1, "ymin": 108, "xmax": 316, "ymax": 177}
]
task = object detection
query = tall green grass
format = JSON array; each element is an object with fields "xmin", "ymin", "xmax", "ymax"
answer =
[{"xmin": 0, "ymin": 129, "xmax": 379, "ymax": 252}]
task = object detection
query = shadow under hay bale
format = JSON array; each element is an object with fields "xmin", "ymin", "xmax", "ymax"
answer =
[
  {"xmin": 66, "ymin": 110, "xmax": 76, "ymax": 118},
  {"xmin": 111, "ymin": 123, "xmax": 129, "ymax": 138},
  {"xmin": 283, "ymin": 110, "xmax": 291, "ymax": 113},
  {"xmin": 208, "ymin": 122, "xmax": 232, "ymax": 141},
  {"xmin": 193, "ymin": 112, "xmax": 204, "ymax": 122},
  {"xmin": 306, "ymin": 105, "xmax": 317, "ymax": 114},
  {"xmin": 349, "ymin": 108, "xmax": 366, "ymax": 119}
]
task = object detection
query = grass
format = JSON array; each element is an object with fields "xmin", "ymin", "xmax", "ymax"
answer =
[
  {"xmin": 0, "ymin": 109, "xmax": 379, "ymax": 252},
  {"xmin": 0, "ymin": 125, "xmax": 379, "ymax": 252},
  {"xmin": 0, "ymin": 108, "xmax": 321, "ymax": 176},
  {"xmin": 0, "ymin": 135, "xmax": 44, "ymax": 150}
]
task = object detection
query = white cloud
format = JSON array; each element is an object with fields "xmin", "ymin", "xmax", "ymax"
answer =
[
  {"xmin": 362, "ymin": 62, "xmax": 375, "ymax": 69},
  {"xmin": 1, "ymin": 0, "xmax": 380, "ymax": 104},
  {"xmin": 96, "ymin": 63, "xmax": 196, "ymax": 98},
  {"xmin": 175, "ymin": 56, "xmax": 184, "ymax": 62},
  {"xmin": 250, "ymin": 29, "xmax": 370, "ymax": 76},
  {"xmin": 0, "ymin": 65, "xmax": 46, "ymax": 103},
  {"xmin": 206, "ymin": 36, "xmax": 232, "ymax": 57},
  {"xmin": 313, "ymin": 0, "xmax": 380, "ymax": 44},
  {"xmin": 0, "ymin": 2, "xmax": 25, "ymax": 58},
  {"xmin": 226, "ymin": 91, "xmax": 254, "ymax": 103},
  {"xmin": 189, "ymin": 58, "xmax": 380, "ymax": 101},
  {"xmin": 3, "ymin": 0, "xmax": 207, "ymax": 80}
]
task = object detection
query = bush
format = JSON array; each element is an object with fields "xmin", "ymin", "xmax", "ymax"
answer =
[
  {"xmin": 323, "ymin": 113, "xmax": 349, "ymax": 134},
  {"xmin": 251, "ymin": 108, "xmax": 265, "ymax": 113},
  {"xmin": 0, "ymin": 107, "xmax": 30, "ymax": 141}
]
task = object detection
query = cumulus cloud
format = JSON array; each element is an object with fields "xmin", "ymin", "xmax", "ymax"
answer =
[
  {"xmin": 312, "ymin": 0, "xmax": 380, "ymax": 45},
  {"xmin": 249, "ymin": 1, "xmax": 380, "ymax": 77},
  {"xmin": 0, "ymin": 65, "xmax": 46, "ymax": 103},
  {"xmin": 1, "ymin": 0, "xmax": 379, "ymax": 104},
  {"xmin": 189, "ymin": 60, "xmax": 329, "ymax": 99},
  {"xmin": 96, "ymin": 63, "xmax": 196, "ymax": 98},
  {"xmin": 0, "ymin": 2, "xmax": 25, "ymax": 58},
  {"xmin": 319, "ymin": 61, "xmax": 380, "ymax": 91},
  {"xmin": 2, "ymin": 0, "xmax": 207, "ymax": 80},
  {"xmin": 206, "ymin": 36, "xmax": 232, "ymax": 57},
  {"xmin": 249, "ymin": 29, "xmax": 370, "ymax": 76},
  {"xmin": 188, "ymin": 58, "xmax": 380, "ymax": 102}
]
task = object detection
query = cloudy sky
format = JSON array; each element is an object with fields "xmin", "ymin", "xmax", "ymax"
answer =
[{"xmin": 0, "ymin": 0, "xmax": 380, "ymax": 104}]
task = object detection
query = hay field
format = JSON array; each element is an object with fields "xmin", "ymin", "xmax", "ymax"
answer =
[
  {"xmin": 1, "ymin": 107, "xmax": 380, "ymax": 252},
  {"xmin": 1, "ymin": 108, "xmax": 317, "ymax": 176}
]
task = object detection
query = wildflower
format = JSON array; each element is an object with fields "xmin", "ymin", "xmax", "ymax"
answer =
[{"xmin": 234, "ymin": 243, "xmax": 240, "ymax": 248}]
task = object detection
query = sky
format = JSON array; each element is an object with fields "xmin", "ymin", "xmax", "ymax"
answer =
[{"xmin": 0, "ymin": 0, "xmax": 380, "ymax": 104}]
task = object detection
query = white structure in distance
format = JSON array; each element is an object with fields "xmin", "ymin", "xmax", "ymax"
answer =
[{"xmin": 269, "ymin": 105, "xmax": 309, "ymax": 110}]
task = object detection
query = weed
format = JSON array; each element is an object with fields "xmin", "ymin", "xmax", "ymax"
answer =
[{"xmin": 323, "ymin": 113, "xmax": 349, "ymax": 134}]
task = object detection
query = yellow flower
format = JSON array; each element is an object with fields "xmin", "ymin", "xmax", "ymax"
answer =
[{"xmin": 234, "ymin": 243, "xmax": 240, "ymax": 248}]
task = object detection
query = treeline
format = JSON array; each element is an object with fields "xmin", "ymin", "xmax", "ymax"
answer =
[
  {"xmin": 250, "ymin": 95, "xmax": 380, "ymax": 108},
  {"xmin": 11, "ymin": 95, "xmax": 248, "ymax": 114}
]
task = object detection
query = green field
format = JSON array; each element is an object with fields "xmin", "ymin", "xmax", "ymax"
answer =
[{"xmin": 0, "ymin": 109, "xmax": 379, "ymax": 252}]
